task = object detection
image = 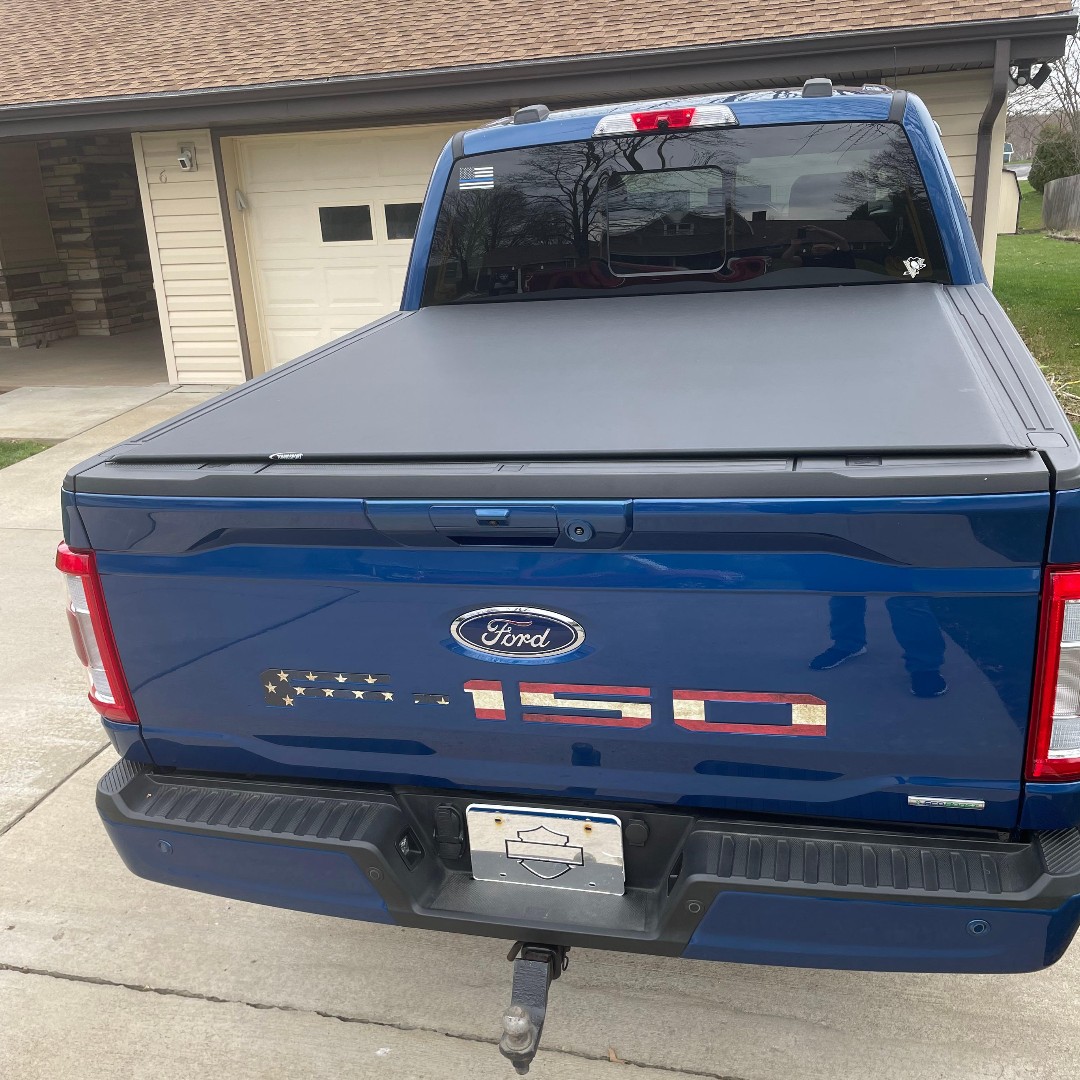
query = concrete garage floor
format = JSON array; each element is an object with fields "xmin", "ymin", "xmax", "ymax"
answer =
[
  {"xmin": 0, "ymin": 324, "xmax": 168, "ymax": 389},
  {"xmin": 2, "ymin": 397, "xmax": 1080, "ymax": 1079}
]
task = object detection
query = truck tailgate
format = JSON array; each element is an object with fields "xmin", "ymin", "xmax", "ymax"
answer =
[{"xmin": 74, "ymin": 491, "xmax": 1049, "ymax": 829}]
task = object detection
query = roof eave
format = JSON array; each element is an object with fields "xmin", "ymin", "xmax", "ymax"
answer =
[{"xmin": 0, "ymin": 12, "xmax": 1075, "ymax": 138}]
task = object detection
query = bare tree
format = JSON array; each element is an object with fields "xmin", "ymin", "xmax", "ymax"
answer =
[{"xmin": 1009, "ymin": 32, "xmax": 1080, "ymax": 153}]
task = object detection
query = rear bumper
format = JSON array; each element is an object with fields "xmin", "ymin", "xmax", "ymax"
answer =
[{"xmin": 97, "ymin": 760, "xmax": 1080, "ymax": 973}]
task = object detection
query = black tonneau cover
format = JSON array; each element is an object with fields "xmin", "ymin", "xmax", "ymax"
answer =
[
  {"xmin": 68, "ymin": 283, "xmax": 1078, "ymax": 499},
  {"xmin": 116, "ymin": 285, "xmax": 1040, "ymax": 459}
]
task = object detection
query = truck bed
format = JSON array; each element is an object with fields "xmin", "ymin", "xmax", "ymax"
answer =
[{"xmin": 67, "ymin": 283, "xmax": 1078, "ymax": 501}]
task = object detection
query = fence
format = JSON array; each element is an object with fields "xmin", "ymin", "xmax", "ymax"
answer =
[{"xmin": 1043, "ymin": 174, "xmax": 1080, "ymax": 236}]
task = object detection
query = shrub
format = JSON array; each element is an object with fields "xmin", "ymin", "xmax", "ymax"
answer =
[{"xmin": 1029, "ymin": 125, "xmax": 1080, "ymax": 192}]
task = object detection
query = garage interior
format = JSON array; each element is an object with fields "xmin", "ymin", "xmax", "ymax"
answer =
[{"xmin": 0, "ymin": 136, "xmax": 167, "ymax": 388}]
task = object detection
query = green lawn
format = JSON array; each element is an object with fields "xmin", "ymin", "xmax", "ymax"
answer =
[
  {"xmin": 0, "ymin": 439, "xmax": 49, "ymax": 469},
  {"xmin": 994, "ymin": 227, "xmax": 1080, "ymax": 425},
  {"xmin": 1016, "ymin": 178, "xmax": 1044, "ymax": 233}
]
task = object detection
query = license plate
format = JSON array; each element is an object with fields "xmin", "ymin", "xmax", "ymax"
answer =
[{"xmin": 466, "ymin": 803, "xmax": 624, "ymax": 895}]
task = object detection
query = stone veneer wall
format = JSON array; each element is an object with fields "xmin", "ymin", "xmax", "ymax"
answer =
[
  {"xmin": 0, "ymin": 264, "xmax": 75, "ymax": 348},
  {"xmin": 37, "ymin": 135, "xmax": 157, "ymax": 336}
]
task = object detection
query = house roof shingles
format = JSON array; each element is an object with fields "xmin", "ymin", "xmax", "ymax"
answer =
[{"xmin": 0, "ymin": 0, "xmax": 1072, "ymax": 109}]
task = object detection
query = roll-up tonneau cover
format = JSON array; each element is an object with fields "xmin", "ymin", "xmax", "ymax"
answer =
[{"xmin": 67, "ymin": 283, "xmax": 1079, "ymax": 499}]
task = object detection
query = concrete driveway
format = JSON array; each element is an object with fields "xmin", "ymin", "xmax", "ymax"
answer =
[{"xmin": 2, "ymin": 393, "xmax": 1079, "ymax": 1080}]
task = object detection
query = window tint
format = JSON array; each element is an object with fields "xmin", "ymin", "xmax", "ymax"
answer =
[
  {"xmin": 385, "ymin": 202, "xmax": 423, "ymax": 240},
  {"xmin": 421, "ymin": 122, "xmax": 950, "ymax": 305},
  {"xmin": 319, "ymin": 205, "xmax": 373, "ymax": 242}
]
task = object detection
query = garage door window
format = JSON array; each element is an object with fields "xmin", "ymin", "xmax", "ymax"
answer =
[
  {"xmin": 385, "ymin": 203, "xmax": 423, "ymax": 240},
  {"xmin": 319, "ymin": 205, "xmax": 373, "ymax": 242}
]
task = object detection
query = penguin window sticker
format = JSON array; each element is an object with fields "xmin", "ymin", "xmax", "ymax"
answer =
[{"xmin": 903, "ymin": 256, "xmax": 928, "ymax": 279}]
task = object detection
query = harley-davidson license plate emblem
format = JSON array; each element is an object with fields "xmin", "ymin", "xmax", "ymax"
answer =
[
  {"xmin": 466, "ymin": 804, "xmax": 624, "ymax": 895},
  {"xmin": 450, "ymin": 607, "xmax": 585, "ymax": 661}
]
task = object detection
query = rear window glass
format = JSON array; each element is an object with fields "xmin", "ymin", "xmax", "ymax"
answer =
[
  {"xmin": 607, "ymin": 167, "xmax": 727, "ymax": 276},
  {"xmin": 421, "ymin": 121, "xmax": 950, "ymax": 305}
]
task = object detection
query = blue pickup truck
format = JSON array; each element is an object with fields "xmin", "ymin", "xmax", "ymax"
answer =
[{"xmin": 60, "ymin": 82, "xmax": 1080, "ymax": 1070}]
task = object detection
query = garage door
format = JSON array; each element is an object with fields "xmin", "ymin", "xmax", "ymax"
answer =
[{"xmin": 235, "ymin": 123, "xmax": 467, "ymax": 369}]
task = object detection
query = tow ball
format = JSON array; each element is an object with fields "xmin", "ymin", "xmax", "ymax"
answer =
[{"xmin": 499, "ymin": 942, "xmax": 570, "ymax": 1074}]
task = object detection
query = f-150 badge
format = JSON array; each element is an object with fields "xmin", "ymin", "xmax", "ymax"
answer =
[{"xmin": 450, "ymin": 607, "xmax": 585, "ymax": 661}]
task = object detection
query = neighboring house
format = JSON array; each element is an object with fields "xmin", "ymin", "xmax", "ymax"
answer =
[{"xmin": 0, "ymin": 0, "xmax": 1075, "ymax": 385}]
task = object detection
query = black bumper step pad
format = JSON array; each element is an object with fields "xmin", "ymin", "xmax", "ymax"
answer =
[
  {"xmin": 694, "ymin": 827, "xmax": 1046, "ymax": 896},
  {"xmin": 98, "ymin": 761, "xmax": 1080, "ymax": 955}
]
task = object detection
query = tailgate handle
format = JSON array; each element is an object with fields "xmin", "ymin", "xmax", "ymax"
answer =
[
  {"xmin": 365, "ymin": 500, "xmax": 630, "ymax": 548},
  {"xmin": 473, "ymin": 508, "xmax": 512, "ymax": 526},
  {"xmin": 430, "ymin": 505, "xmax": 559, "ymax": 545}
]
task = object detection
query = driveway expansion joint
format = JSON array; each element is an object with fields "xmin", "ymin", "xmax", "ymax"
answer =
[
  {"xmin": 0, "ymin": 961, "xmax": 745, "ymax": 1080},
  {"xmin": 0, "ymin": 743, "xmax": 108, "ymax": 838}
]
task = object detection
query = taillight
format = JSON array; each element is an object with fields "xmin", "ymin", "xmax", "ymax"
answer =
[
  {"xmin": 56, "ymin": 542, "xmax": 138, "ymax": 724},
  {"xmin": 1029, "ymin": 566, "xmax": 1080, "ymax": 780},
  {"xmin": 593, "ymin": 104, "xmax": 738, "ymax": 137}
]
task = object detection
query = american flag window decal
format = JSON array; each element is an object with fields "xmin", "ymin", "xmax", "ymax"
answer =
[{"xmin": 459, "ymin": 165, "xmax": 495, "ymax": 191}]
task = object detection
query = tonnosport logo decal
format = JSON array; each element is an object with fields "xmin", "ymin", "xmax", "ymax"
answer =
[{"xmin": 450, "ymin": 607, "xmax": 585, "ymax": 660}]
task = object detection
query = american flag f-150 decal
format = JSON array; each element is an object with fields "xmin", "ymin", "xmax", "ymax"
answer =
[
  {"xmin": 673, "ymin": 690, "xmax": 827, "ymax": 735},
  {"xmin": 263, "ymin": 671, "xmax": 826, "ymax": 735},
  {"xmin": 262, "ymin": 669, "xmax": 391, "ymax": 707}
]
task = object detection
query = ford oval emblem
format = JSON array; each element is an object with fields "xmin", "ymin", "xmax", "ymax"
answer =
[{"xmin": 451, "ymin": 607, "xmax": 585, "ymax": 660}]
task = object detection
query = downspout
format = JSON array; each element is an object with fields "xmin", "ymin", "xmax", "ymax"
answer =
[{"xmin": 971, "ymin": 38, "xmax": 1011, "ymax": 255}]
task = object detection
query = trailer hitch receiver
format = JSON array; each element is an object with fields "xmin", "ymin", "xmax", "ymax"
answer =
[{"xmin": 499, "ymin": 942, "xmax": 569, "ymax": 1074}]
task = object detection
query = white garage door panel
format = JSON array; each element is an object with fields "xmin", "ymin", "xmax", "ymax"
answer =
[
  {"xmin": 253, "ymin": 141, "xmax": 376, "ymax": 185},
  {"xmin": 260, "ymin": 266, "xmax": 322, "ymax": 309},
  {"xmin": 264, "ymin": 327, "xmax": 329, "ymax": 362},
  {"xmin": 238, "ymin": 123, "xmax": 468, "ymax": 369},
  {"xmin": 388, "ymin": 266, "xmax": 411, "ymax": 303},
  {"xmin": 251, "ymin": 201, "xmax": 317, "ymax": 246},
  {"xmin": 242, "ymin": 143, "xmax": 331, "ymax": 185},
  {"xmin": 324, "ymin": 266, "xmax": 384, "ymax": 309},
  {"xmin": 369, "ymin": 132, "xmax": 457, "ymax": 177}
]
